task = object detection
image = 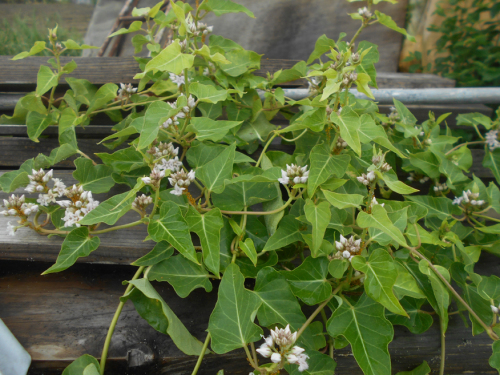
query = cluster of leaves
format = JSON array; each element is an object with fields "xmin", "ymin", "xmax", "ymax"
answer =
[
  {"xmin": 405, "ymin": 0, "xmax": 500, "ymax": 86},
  {"xmin": 2, "ymin": 0, "xmax": 500, "ymax": 375}
]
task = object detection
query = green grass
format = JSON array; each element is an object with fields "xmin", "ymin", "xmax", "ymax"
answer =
[{"xmin": 0, "ymin": 13, "xmax": 84, "ymax": 56}]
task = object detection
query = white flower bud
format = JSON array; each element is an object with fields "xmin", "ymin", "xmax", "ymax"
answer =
[{"xmin": 271, "ymin": 353, "xmax": 282, "ymax": 363}]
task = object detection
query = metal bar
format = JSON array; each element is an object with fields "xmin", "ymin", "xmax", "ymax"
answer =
[{"xmin": 262, "ymin": 87, "xmax": 500, "ymax": 104}]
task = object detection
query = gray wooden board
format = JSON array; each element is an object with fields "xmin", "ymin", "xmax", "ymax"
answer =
[
  {"xmin": 83, "ymin": 0, "xmax": 408, "ymax": 72},
  {"xmin": 0, "ymin": 56, "xmax": 454, "ymax": 91},
  {"xmin": 0, "ymin": 255, "xmax": 499, "ymax": 374}
]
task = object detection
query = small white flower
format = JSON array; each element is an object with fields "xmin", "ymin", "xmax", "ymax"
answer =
[
  {"xmin": 485, "ymin": 130, "xmax": 500, "ymax": 151},
  {"xmin": 367, "ymin": 170, "xmax": 376, "ymax": 182},
  {"xmin": 492, "ymin": 305, "xmax": 499, "ymax": 314},
  {"xmin": 342, "ymin": 250, "xmax": 351, "ymax": 259},
  {"xmin": 7, "ymin": 221, "xmax": 16, "ymax": 236},
  {"xmin": 141, "ymin": 177, "xmax": 152, "ymax": 185},
  {"xmin": 271, "ymin": 352, "xmax": 282, "ymax": 363},
  {"xmin": 278, "ymin": 170, "xmax": 290, "ymax": 185},
  {"xmin": 170, "ymin": 184, "xmax": 185, "ymax": 196},
  {"xmin": 256, "ymin": 344, "xmax": 272, "ymax": 358},
  {"xmin": 297, "ymin": 353, "xmax": 310, "ymax": 372},
  {"xmin": 291, "ymin": 346, "xmax": 305, "ymax": 355}
]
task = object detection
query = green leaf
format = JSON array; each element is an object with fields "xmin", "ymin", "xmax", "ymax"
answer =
[
  {"xmin": 185, "ymin": 206, "xmax": 223, "ymax": 275},
  {"xmin": 393, "ymin": 99, "xmax": 417, "ymax": 128},
  {"xmin": 27, "ymin": 111, "xmax": 56, "ymax": 142},
  {"xmin": 418, "ymin": 260, "xmax": 450, "ymax": 332},
  {"xmin": 190, "ymin": 82, "xmax": 228, "ymax": 103},
  {"xmin": 86, "ymin": 83, "xmax": 118, "ymax": 115},
  {"xmin": 478, "ymin": 275, "xmax": 500, "ymax": 301},
  {"xmin": 406, "ymin": 196, "xmax": 461, "ymax": 220},
  {"xmin": 355, "ymin": 72, "xmax": 375, "ymax": 100},
  {"xmin": 219, "ymin": 49, "xmax": 261, "ymax": 77},
  {"xmin": 260, "ymin": 154, "xmax": 284, "ymax": 237},
  {"xmin": 483, "ymin": 149, "xmax": 500, "ymax": 184},
  {"xmin": 208, "ymin": 263, "xmax": 263, "ymax": 353},
  {"xmin": 322, "ymin": 190, "xmax": 364, "ymax": 209},
  {"xmin": 327, "ymin": 293, "xmax": 393, "ymax": 375},
  {"xmin": 79, "ymin": 192, "xmax": 134, "ymax": 225},
  {"xmin": 307, "ymin": 34, "xmax": 336, "ymax": 64},
  {"xmin": 357, "ymin": 114, "xmax": 406, "ymax": 158},
  {"xmin": 194, "ymin": 45, "xmax": 230, "ymax": 64},
  {"xmin": 263, "ymin": 215, "xmax": 303, "ymax": 252},
  {"xmin": 132, "ymin": 241, "xmax": 174, "ymax": 267},
  {"xmin": 36, "ymin": 65, "xmax": 59, "ymax": 96},
  {"xmin": 148, "ymin": 201, "xmax": 199, "ymax": 264},
  {"xmin": 137, "ymin": 101, "xmax": 176, "ymax": 149},
  {"xmin": 188, "ymin": 117, "xmax": 242, "ymax": 142},
  {"xmin": 136, "ymin": 39, "xmax": 195, "ymax": 78},
  {"xmin": 375, "ymin": 11, "xmax": 416, "ymax": 42},
  {"xmin": 330, "ymin": 107, "xmax": 361, "ymax": 156},
  {"xmin": 253, "ymin": 267, "xmax": 318, "ymax": 350},
  {"xmin": 380, "ymin": 171, "xmax": 419, "ymax": 195},
  {"xmin": 62, "ymin": 355, "xmax": 100, "ymax": 375},
  {"xmin": 304, "ymin": 199, "xmax": 331, "ymax": 257},
  {"xmin": 0, "ymin": 159, "xmax": 35, "ymax": 192},
  {"xmin": 73, "ymin": 158, "xmax": 115, "ymax": 194},
  {"xmin": 12, "ymin": 41, "xmax": 46, "ymax": 60},
  {"xmin": 282, "ymin": 257, "xmax": 331, "ymax": 305},
  {"xmin": 409, "ymin": 152, "xmax": 441, "ymax": 179},
  {"xmin": 321, "ymin": 80, "xmax": 341, "ymax": 102},
  {"xmin": 199, "ymin": 0, "xmax": 255, "ymax": 17},
  {"xmin": 307, "ymin": 143, "xmax": 350, "ymax": 196},
  {"xmin": 328, "ymin": 258, "xmax": 349, "ymax": 278},
  {"xmin": 197, "ymin": 143, "xmax": 236, "ymax": 193},
  {"xmin": 148, "ymin": 255, "xmax": 213, "ymax": 297},
  {"xmin": 239, "ymin": 238, "xmax": 257, "ymax": 266},
  {"xmin": 42, "ymin": 227, "xmax": 100, "ymax": 274},
  {"xmin": 97, "ymin": 147, "xmax": 145, "ymax": 172},
  {"xmin": 83, "ymin": 364, "xmax": 100, "ymax": 375},
  {"xmin": 356, "ymin": 41, "xmax": 379, "ymax": 88},
  {"xmin": 357, "ymin": 204, "xmax": 407, "ymax": 247},
  {"xmin": 109, "ymin": 21, "xmax": 142, "ymax": 37},
  {"xmin": 490, "ymin": 341, "xmax": 500, "ymax": 373},
  {"xmin": 387, "ymin": 297, "xmax": 433, "ymax": 335},
  {"xmin": 393, "ymin": 263, "xmax": 427, "ymax": 299},
  {"xmin": 395, "ymin": 361, "xmax": 431, "ymax": 375},
  {"xmin": 351, "ymin": 249, "xmax": 408, "ymax": 316},
  {"xmin": 122, "ymin": 278, "xmax": 207, "ymax": 355}
]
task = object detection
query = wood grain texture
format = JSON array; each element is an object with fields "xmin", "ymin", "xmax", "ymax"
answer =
[
  {"xmin": 0, "ymin": 56, "xmax": 455, "ymax": 91},
  {"xmin": 0, "ymin": 254, "xmax": 499, "ymax": 374}
]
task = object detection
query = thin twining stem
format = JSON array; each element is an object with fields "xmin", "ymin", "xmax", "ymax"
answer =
[{"xmin": 445, "ymin": 141, "xmax": 486, "ymax": 155}]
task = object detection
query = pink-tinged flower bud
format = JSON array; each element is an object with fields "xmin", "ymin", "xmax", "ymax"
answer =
[
  {"xmin": 256, "ymin": 345, "xmax": 272, "ymax": 358},
  {"xmin": 271, "ymin": 353, "xmax": 282, "ymax": 363}
]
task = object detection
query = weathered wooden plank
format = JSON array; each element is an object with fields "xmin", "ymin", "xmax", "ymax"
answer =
[
  {"xmin": 0, "ymin": 254, "xmax": 498, "ymax": 374},
  {"xmin": 0, "ymin": 56, "xmax": 455, "ymax": 91}
]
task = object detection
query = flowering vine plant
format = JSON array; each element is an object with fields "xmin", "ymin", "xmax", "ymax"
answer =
[{"xmin": 2, "ymin": 0, "xmax": 500, "ymax": 374}]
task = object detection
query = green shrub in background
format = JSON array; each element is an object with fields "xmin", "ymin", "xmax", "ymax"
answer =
[
  {"xmin": 0, "ymin": 13, "xmax": 83, "ymax": 56},
  {"xmin": 408, "ymin": 0, "xmax": 500, "ymax": 87}
]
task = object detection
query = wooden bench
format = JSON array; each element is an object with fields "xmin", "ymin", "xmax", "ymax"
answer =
[{"xmin": 0, "ymin": 57, "xmax": 497, "ymax": 374}]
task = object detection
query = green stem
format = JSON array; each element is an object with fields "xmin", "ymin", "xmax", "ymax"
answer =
[
  {"xmin": 255, "ymin": 132, "xmax": 278, "ymax": 168},
  {"xmin": 296, "ymin": 283, "xmax": 344, "ymax": 340},
  {"xmin": 100, "ymin": 266, "xmax": 145, "ymax": 374},
  {"xmin": 439, "ymin": 317, "xmax": 446, "ymax": 375},
  {"xmin": 445, "ymin": 141, "xmax": 485, "ymax": 155},
  {"xmin": 243, "ymin": 344, "xmax": 257, "ymax": 368},
  {"xmin": 201, "ymin": 192, "xmax": 295, "ymax": 216},
  {"xmin": 191, "ymin": 333, "xmax": 211, "ymax": 375},
  {"xmin": 472, "ymin": 213, "xmax": 500, "ymax": 223},
  {"xmin": 279, "ymin": 128, "xmax": 308, "ymax": 142},
  {"xmin": 92, "ymin": 220, "xmax": 144, "ymax": 234},
  {"xmin": 410, "ymin": 248, "xmax": 499, "ymax": 340}
]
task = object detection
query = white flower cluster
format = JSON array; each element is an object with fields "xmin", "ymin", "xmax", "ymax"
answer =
[
  {"xmin": 357, "ymin": 170, "xmax": 376, "ymax": 185},
  {"xmin": 486, "ymin": 130, "xmax": 500, "ymax": 151},
  {"xmin": 358, "ymin": 6, "xmax": 372, "ymax": 18},
  {"xmin": 117, "ymin": 83, "xmax": 137, "ymax": 100},
  {"xmin": 142, "ymin": 168, "xmax": 166, "ymax": 188},
  {"xmin": 147, "ymin": 141, "xmax": 183, "ymax": 173},
  {"xmin": 161, "ymin": 95, "xmax": 196, "ymax": 129},
  {"xmin": 433, "ymin": 182, "xmax": 448, "ymax": 192},
  {"xmin": 342, "ymin": 71, "xmax": 358, "ymax": 86},
  {"xmin": 1, "ymin": 194, "xmax": 39, "ymax": 218},
  {"xmin": 25, "ymin": 169, "xmax": 66, "ymax": 206},
  {"xmin": 388, "ymin": 106, "xmax": 399, "ymax": 121},
  {"xmin": 132, "ymin": 194, "xmax": 153, "ymax": 212},
  {"xmin": 186, "ymin": 14, "xmax": 213, "ymax": 36},
  {"xmin": 168, "ymin": 169, "xmax": 196, "ymax": 196},
  {"xmin": 491, "ymin": 304, "xmax": 500, "ymax": 314},
  {"xmin": 407, "ymin": 173, "xmax": 429, "ymax": 184},
  {"xmin": 256, "ymin": 325, "xmax": 309, "ymax": 372},
  {"xmin": 371, "ymin": 155, "xmax": 392, "ymax": 172},
  {"xmin": 371, "ymin": 196, "xmax": 384, "ymax": 207},
  {"xmin": 333, "ymin": 235, "xmax": 361, "ymax": 261},
  {"xmin": 336, "ymin": 136, "xmax": 348, "ymax": 149},
  {"xmin": 354, "ymin": 270, "xmax": 365, "ymax": 283},
  {"xmin": 56, "ymin": 185, "xmax": 99, "ymax": 227},
  {"xmin": 278, "ymin": 164, "xmax": 309, "ymax": 186},
  {"xmin": 452, "ymin": 189, "xmax": 485, "ymax": 206},
  {"xmin": 169, "ymin": 72, "xmax": 192, "ymax": 88}
]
